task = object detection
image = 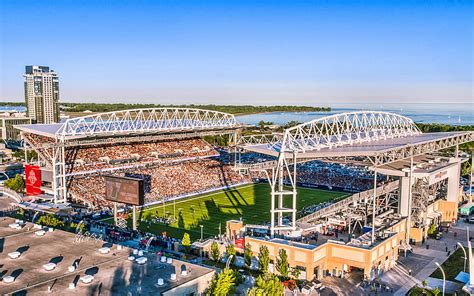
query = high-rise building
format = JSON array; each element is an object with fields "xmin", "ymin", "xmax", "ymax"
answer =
[{"xmin": 24, "ymin": 66, "xmax": 60, "ymax": 124}]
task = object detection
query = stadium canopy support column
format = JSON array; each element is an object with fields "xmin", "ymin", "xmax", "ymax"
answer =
[
  {"xmin": 23, "ymin": 134, "xmax": 28, "ymax": 163},
  {"xmin": 114, "ymin": 202, "xmax": 118, "ymax": 225},
  {"xmin": 270, "ymin": 167, "xmax": 275, "ymax": 237},
  {"xmin": 278, "ymin": 155, "xmax": 284, "ymax": 227},
  {"xmin": 270, "ymin": 152, "xmax": 297, "ymax": 237},
  {"xmin": 52, "ymin": 137, "xmax": 67, "ymax": 204},
  {"xmin": 371, "ymin": 170, "xmax": 377, "ymax": 244},
  {"xmin": 292, "ymin": 152, "xmax": 297, "ymax": 228},
  {"xmin": 406, "ymin": 156, "xmax": 414, "ymax": 246},
  {"xmin": 132, "ymin": 206, "xmax": 137, "ymax": 231}
]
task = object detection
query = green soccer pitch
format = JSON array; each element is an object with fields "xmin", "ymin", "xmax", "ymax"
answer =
[{"xmin": 105, "ymin": 183, "xmax": 347, "ymax": 240}]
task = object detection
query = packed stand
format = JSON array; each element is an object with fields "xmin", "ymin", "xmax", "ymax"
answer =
[
  {"xmin": 22, "ymin": 133, "xmax": 56, "ymax": 167},
  {"xmin": 297, "ymin": 161, "xmax": 383, "ymax": 192},
  {"xmin": 65, "ymin": 138, "xmax": 218, "ymax": 174},
  {"xmin": 68, "ymin": 158, "xmax": 251, "ymax": 208}
]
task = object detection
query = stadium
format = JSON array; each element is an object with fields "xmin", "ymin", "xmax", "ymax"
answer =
[{"xmin": 14, "ymin": 108, "xmax": 474, "ymax": 283}]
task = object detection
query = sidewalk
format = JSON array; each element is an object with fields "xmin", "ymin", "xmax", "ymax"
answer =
[
  {"xmin": 391, "ymin": 248, "xmax": 448, "ymax": 296},
  {"xmin": 384, "ymin": 225, "xmax": 472, "ymax": 295}
]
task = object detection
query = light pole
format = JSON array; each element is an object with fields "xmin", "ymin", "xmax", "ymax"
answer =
[
  {"xmin": 467, "ymin": 226, "xmax": 470, "ymax": 243},
  {"xmin": 457, "ymin": 242, "xmax": 467, "ymax": 272},
  {"xmin": 435, "ymin": 262, "xmax": 446, "ymax": 296},
  {"xmin": 200, "ymin": 225, "xmax": 203, "ymax": 241}
]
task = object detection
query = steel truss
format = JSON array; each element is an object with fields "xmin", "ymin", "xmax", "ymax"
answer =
[
  {"xmin": 296, "ymin": 181, "xmax": 400, "ymax": 225},
  {"xmin": 23, "ymin": 134, "xmax": 67, "ymax": 203},
  {"xmin": 268, "ymin": 152, "xmax": 298, "ymax": 236},
  {"xmin": 368, "ymin": 132, "xmax": 473, "ymax": 166},
  {"xmin": 280, "ymin": 111, "xmax": 421, "ymax": 152},
  {"xmin": 411, "ymin": 177, "xmax": 447, "ymax": 227},
  {"xmin": 57, "ymin": 108, "xmax": 239, "ymax": 138},
  {"xmin": 237, "ymin": 133, "xmax": 283, "ymax": 148},
  {"xmin": 236, "ymin": 111, "xmax": 474, "ymax": 237},
  {"xmin": 22, "ymin": 108, "xmax": 242, "ymax": 204}
]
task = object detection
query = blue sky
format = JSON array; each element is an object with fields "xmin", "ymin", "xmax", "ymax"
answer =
[{"xmin": 0, "ymin": 0, "xmax": 472, "ymax": 106}]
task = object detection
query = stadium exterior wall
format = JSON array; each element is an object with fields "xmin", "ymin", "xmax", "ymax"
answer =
[{"xmin": 246, "ymin": 198, "xmax": 458, "ymax": 281}]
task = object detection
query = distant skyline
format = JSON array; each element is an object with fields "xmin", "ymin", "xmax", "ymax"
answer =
[{"xmin": 1, "ymin": 0, "xmax": 472, "ymax": 106}]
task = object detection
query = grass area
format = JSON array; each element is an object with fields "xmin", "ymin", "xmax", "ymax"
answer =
[
  {"xmin": 105, "ymin": 183, "xmax": 347, "ymax": 240},
  {"xmin": 408, "ymin": 287, "xmax": 435, "ymax": 296},
  {"xmin": 430, "ymin": 248, "xmax": 467, "ymax": 281}
]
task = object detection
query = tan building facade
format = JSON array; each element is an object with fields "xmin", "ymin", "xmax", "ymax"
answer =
[
  {"xmin": 0, "ymin": 115, "xmax": 32, "ymax": 141},
  {"xmin": 24, "ymin": 66, "xmax": 60, "ymax": 124},
  {"xmin": 245, "ymin": 198, "xmax": 456, "ymax": 281}
]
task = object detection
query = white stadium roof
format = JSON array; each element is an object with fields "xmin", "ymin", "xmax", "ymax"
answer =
[
  {"xmin": 238, "ymin": 111, "xmax": 473, "ymax": 166},
  {"xmin": 15, "ymin": 108, "xmax": 241, "ymax": 139},
  {"xmin": 243, "ymin": 131, "xmax": 470, "ymax": 158}
]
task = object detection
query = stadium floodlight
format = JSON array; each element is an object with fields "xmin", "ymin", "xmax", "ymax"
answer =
[
  {"xmin": 458, "ymin": 242, "xmax": 467, "ymax": 272},
  {"xmin": 435, "ymin": 262, "xmax": 446, "ymax": 296}
]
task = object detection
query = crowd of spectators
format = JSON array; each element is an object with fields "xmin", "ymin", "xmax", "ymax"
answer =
[
  {"xmin": 297, "ymin": 161, "xmax": 383, "ymax": 192},
  {"xmin": 22, "ymin": 133, "xmax": 55, "ymax": 166},
  {"xmin": 65, "ymin": 138, "xmax": 218, "ymax": 174},
  {"xmin": 25, "ymin": 132, "xmax": 384, "ymax": 209},
  {"xmin": 68, "ymin": 158, "xmax": 251, "ymax": 208}
]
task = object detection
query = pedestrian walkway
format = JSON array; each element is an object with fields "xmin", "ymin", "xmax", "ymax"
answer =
[{"xmin": 382, "ymin": 225, "xmax": 471, "ymax": 295}]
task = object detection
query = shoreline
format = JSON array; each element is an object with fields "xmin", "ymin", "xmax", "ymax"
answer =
[{"xmin": 1, "ymin": 104, "xmax": 472, "ymax": 126}]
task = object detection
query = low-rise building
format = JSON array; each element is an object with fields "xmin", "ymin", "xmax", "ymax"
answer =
[
  {"xmin": 0, "ymin": 217, "xmax": 215, "ymax": 295},
  {"xmin": 0, "ymin": 114, "xmax": 32, "ymax": 142}
]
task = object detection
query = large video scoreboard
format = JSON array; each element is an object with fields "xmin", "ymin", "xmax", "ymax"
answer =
[{"xmin": 105, "ymin": 175, "xmax": 144, "ymax": 206}]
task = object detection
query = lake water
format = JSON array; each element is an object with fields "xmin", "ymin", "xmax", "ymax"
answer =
[
  {"xmin": 1, "ymin": 103, "xmax": 473, "ymax": 126},
  {"xmin": 237, "ymin": 103, "xmax": 474, "ymax": 126},
  {"xmin": 0, "ymin": 106, "xmax": 26, "ymax": 112}
]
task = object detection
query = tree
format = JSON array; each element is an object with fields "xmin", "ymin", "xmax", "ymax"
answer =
[
  {"xmin": 247, "ymin": 273, "xmax": 284, "ymax": 296},
  {"xmin": 244, "ymin": 243, "xmax": 253, "ymax": 267},
  {"xmin": 12, "ymin": 149, "xmax": 37, "ymax": 162},
  {"xmin": 4, "ymin": 174, "xmax": 26, "ymax": 193},
  {"xmin": 206, "ymin": 269, "xmax": 238, "ymax": 296},
  {"xmin": 276, "ymin": 248, "xmax": 289, "ymax": 277},
  {"xmin": 37, "ymin": 214, "xmax": 65, "ymax": 228},
  {"xmin": 70, "ymin": 221, "xmax": 86, "ymax": 233},
  {"xmin": 181, "ymin": 232, "xmax": 191, "ymax": 252},
  {"xmin": 291, "ymin": 267, "xmax": 301, "ymax": 279},
  {"xmin": 428, "ymin": 224, "xmax": 437, "ymax": 236},
  {"xmin": 421, "ymin": 280, "xmax": 427, "ymax": 289},
  {"xmin": 281, "ymin": 120, "xmax": 302, "ymax": 129},
  {"xmin": 210, "ymin": 241, "xmax": 220, "ymax": 262},
  {"xmin": 226, "ymin": 244, "xmax": 236, "ymax": 265},
  {"xmin": 258, "ymin": 245, "xmax": 270, "ymax": 273},
  {"xmin": 257, "ymin": 121, "xmax": 274, "ymax": 130}
]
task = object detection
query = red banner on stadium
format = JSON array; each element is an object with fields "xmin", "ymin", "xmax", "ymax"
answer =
[
  {"xmin": 25, "ymin": 164, "xmax": 42, "ymax": 196},
  {"xmin": 235, "ymin": 237, "xmax": 245, "ymax": 249}
]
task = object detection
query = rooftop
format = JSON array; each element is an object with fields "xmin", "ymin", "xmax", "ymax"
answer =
[
  {"xmin": 244, "ymin": 131, "xmax": 471, "ymax": 158},
  {"xmin": 15, "ymin": 108, "xmax": 240, "ymax": 140},
  {"xmin": 0, "ymin": 217, "xmax": 214, "ymax": 295}
]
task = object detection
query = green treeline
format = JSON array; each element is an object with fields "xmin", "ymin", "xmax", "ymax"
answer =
[
  {"xmin": 1, "ymin": 102, "xmax": 25, "ymax": 107},
  {"xmin": 55, "ymin": 102, "xmax": 330, "ymax": 115},
  {"xmin": 415, "ymin": 123, "xmax": 473, "ymax": 177},
  {"xmin": 415, "ymin": 123, "xmax": 473, "ymax": 133},
  {"xmin": 415, "ymin": 123, "xmax": 473, "ymax": 154}
]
